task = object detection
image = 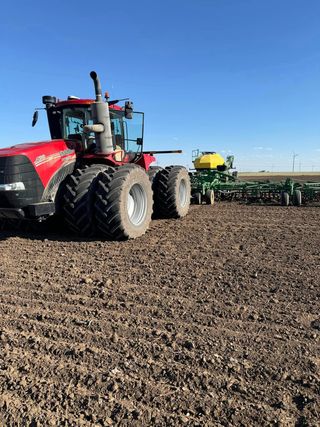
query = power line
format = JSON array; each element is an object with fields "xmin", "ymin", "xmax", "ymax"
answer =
[{"xmin": 292, "ymin": 152, "xmax": 298, "ymax": 172}]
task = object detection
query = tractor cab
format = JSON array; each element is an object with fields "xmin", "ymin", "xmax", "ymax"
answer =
[{"xmin": 40, "ymin": 96, "xmax": 144, "ymax": 162}]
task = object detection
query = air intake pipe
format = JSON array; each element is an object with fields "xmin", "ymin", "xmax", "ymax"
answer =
[{"xmin": 83, "ymin": 71, "xmax": 113, "ymax": 154}]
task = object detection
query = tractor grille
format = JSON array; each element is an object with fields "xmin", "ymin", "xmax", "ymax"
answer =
[{"xmin": 0, "ymin": 155, "xmax": 44, "ymax": 208}]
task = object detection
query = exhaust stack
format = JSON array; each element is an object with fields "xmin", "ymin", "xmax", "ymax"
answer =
[{"xmin": 83, "ymin": 71, "xmax": 113, "ymax": 154}]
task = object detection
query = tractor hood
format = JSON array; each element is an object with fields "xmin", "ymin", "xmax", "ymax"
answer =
[
  {"xmin": 0, "ymin": 139, "xmax": 74, "ymax": 159},
  {"xmin": 0, "ymin": 139, "xmax": 76, "ymax": 188}
]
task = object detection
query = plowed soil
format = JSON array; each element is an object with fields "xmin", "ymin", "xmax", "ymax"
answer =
[{"xmin": 0, "ymin": 204, "xmax": 319, "ymax": 426}]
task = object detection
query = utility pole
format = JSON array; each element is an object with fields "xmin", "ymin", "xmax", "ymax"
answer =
[{"xmin": 292, "ymin": 152, "xmax": 298, "ymax": 172}]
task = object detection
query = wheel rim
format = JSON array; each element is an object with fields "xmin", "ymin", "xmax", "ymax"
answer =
[
  {"xmin": 127, "ymin": 184, "xmax": 147, "ymax": 226},
  {"xmin": 179, "ymin": 179, "xmax": 188, "ymax": 207}
]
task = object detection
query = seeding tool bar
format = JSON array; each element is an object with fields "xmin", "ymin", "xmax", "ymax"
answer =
[{"xmin": 191, "ymin": 172, "xmax": 320, "ymax": 206}]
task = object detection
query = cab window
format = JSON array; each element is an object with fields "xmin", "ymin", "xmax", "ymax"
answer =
[{"xmin": 61, "ymin": 108, "xmax": 88, "ymax": 139}]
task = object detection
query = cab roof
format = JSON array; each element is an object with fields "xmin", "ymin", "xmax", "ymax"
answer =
[{"xmin": 56, "ymin": 99, "xmax": 123, "ymax": 110}]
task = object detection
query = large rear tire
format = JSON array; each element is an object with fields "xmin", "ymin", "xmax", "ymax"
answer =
[
  {"xmin": 94, "ymin": 165, "xmax": 153, "ymax": 240},
  {"xmin": 63, "ymin": 164, "xmax": 113, "ymax": 236},
  {"xmin": 148, "ymin": 166, "xmax": 163, "ymax": 217},
  {"xmin": 147, "ymin": 166, "xmax": 163, "ymax": 182},
  {"xmin": 153, "ymin": 166, "xmax": 191, "ymax": 218}
]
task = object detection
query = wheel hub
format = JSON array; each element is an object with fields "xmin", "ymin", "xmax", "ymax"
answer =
[
  {"xmin": 179, "ymin": 179, "xmax": 188, "ymax": 207},
  {"xmin": 127, "ymin": 183, "xmax": 147, "ymax": 226}
]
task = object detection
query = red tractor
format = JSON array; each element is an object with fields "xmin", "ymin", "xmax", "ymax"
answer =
[{"xmin": 0, "ymin": 71, "xmax": 190, "ymax": 239}]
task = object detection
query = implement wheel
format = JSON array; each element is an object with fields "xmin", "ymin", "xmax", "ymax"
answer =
[
  {"xmin": 193, "ymin": 192, "xmax": 202, "ymax": 205},
  {"xmin": 280, "ymin": 191, "xmax": 290, "ymax": 206},
  {"xmin": 94, "ymin": 165, "xmax": 153, "ymax": 240},
  {"xmin": 153, "ymin": 166, "xmax": 191, "ymax": 218},
  {"xmin": 293, "ymin": 189, "xmax": 302, "ymax": 206},
  {"xmin": 63, "ymin": 164, "xmax": 113, "ymax": 236},
  {"xmin": 205, "ymin": 189, "xmax": 215, "ymax": 205}
]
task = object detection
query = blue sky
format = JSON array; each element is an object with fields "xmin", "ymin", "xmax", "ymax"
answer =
[{"xmin": 1, "ymin": 0, "xmax": 320, "ymax": 171}]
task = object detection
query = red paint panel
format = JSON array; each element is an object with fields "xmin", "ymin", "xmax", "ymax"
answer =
[
  {"xmin": 56, "ymin": 99, "xmax": 123, "ymax": 111},
  {"xmin": 0, "ymin": 140, "xmax": 76, "ymax": 188},
  {"xmin": 136, "ymin": 154, "xmax": 156, "ymax": 171},
  {"xmin": 83, "ymin": 152, "xmax": 156, "ymax": 170}
]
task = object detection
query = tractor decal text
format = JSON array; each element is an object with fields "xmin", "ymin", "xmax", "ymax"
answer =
[{"xmin": 34, "ymin": 150, "xmax": 75, "ymax": 167}]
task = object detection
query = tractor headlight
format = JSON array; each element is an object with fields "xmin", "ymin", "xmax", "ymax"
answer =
[{"xmin": 0, "ymin": 182, "xmax": 25, "ymax": 191}]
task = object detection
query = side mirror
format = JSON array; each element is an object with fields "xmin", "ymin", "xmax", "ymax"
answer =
[
  {"xmin": 124, "ymin": 101, "xmax": 133, "ymax": 119},
  {"xmin": 136, "ymin": 138, "xmax": 143, "ymax": 145},
  {"xmin": 32, "ymin": 111, "xmax": 38, "ymax": 127}
]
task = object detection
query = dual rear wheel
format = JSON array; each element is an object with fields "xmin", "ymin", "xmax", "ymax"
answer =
[
  {"xmin": 61, "ymin": 164, "xmax": 190, "ymax": 240},
  {"xmin": 152, "ymin": 166, "xmax": 191, "ymax": 218},
  {"xmin": 94, "ymin": 165, "xmax": 153, "ymax": 240}
]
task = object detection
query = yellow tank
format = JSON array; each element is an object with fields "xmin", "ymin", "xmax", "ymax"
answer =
[{"xmin": 193, "ymin": 152, "xmax": 225, "ymax": 170}]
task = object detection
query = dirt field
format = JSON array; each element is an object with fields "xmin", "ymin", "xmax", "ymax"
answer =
[{"xmin": 0, "ymin": 204, "xmax": 319, "ymax": 426}]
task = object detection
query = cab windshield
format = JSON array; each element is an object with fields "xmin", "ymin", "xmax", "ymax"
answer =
[{"xmin": 60, "ymin": 106, "xmax": 144, "ymax": 155}]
